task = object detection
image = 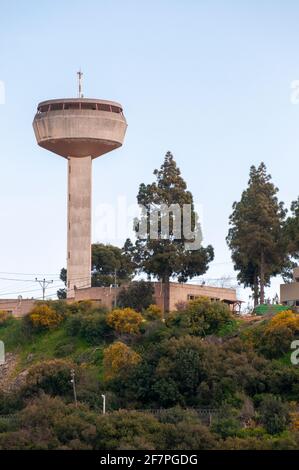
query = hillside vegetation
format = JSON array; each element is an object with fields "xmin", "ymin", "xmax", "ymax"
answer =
[{"xmin": 1, "ymin": 298, "xmax": 299, "ymax": 450}]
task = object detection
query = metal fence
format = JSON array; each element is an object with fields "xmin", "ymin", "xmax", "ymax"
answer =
[{"xmin": 123, "ymin": 408, "xmax": 219, "ymax": 425}]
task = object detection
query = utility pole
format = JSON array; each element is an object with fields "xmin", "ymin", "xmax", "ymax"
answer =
[
  {"xmin": 35, "ymin": 278, "xmax": 53, "ymax": 300},
  {"xmin": 114, "ymin": 269, "xmax": 117, "ymax": 308},
  {"xmin": 101, "ymin": 394, "xmax": 106, "ymax": 415},
  {"xmin": 71, "ymin": 369, "xmax": 78, "ymax": 407}
]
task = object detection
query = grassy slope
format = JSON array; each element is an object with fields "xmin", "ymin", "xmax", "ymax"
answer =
[
  {"xmin": 0, "ymin": 319, "xmax": 104, "ymax": 378},
  {"xmin": 0, "ymin": 311, "xmax": 293, "ymax": 383}
]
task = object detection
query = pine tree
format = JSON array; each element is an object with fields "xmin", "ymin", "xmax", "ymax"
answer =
[
  {"xmin": 227, "ymin": 162, "xmax": 287, "ymax": 305},
  {"xmin": 57, "ymin": 243, "xmax": 136, "ymax": 298},
  {"xmin": 128, "ymin": 151, "xmax": 214, "ymax": 312},
  {"xmin": 283, "ymin": 197, "xmax": 299, "ymax": 280}
]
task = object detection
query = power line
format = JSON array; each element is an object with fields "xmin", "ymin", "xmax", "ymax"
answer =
[
  {"xmin": 0, "ymin": 274, "xmax": 92, "ymax": 298},
  {"xmin": 0, "ymin": 283, "xmax": 63, "ymax": 298},
  {"xmin": 0, "ymin": 277, "xmax": 61, "ymax": 284},
  {"xmin": 0, "ymin": 277, "xmax": 43, "ymax": 283},
  {"xmin": 0, "ymin": 271, "xmax": 61, "ymax": 276}
]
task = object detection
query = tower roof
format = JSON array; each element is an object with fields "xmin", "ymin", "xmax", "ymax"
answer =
[{"xmin": 37, "ymin": 97, "xmax": 123, "ymax": 109}]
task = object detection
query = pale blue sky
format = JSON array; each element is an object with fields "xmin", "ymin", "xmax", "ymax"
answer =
[{"xmin": 1, "ymin": 0, "xmax": 299, "ymax": 303}]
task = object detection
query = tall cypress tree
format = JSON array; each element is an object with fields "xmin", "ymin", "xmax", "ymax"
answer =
[
  {"xmin": 127, "ymin": 151, "xmax": 214, "ymax": 312},
  {"xmin": 227, "ymin": 162, "xmax": 287, "ymax": 305}
]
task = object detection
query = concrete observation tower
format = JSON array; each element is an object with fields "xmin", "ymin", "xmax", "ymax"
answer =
[{"xmin": 33, "ymin": 73, "xmax": 127, "ymax": 298}]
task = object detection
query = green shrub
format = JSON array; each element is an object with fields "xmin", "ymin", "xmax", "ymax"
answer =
[
  {"xmin": 67, "ymin": 300, "xmax": 95, "ymax": 315},
  {"xmin": 66, "ymin": 312, "xmax": 113, "ymax": 345},
  {"xmin": 21, "ymin": 360, "xmax": 76, "ymax": 399},
  {"xmin": 217, "ymin": 319, "xmax": 239, "ymax": 337},
  {"xmin": 167, "ymin": 297, "xmax": 233, "ymax": 336},
  {"xmin": 54, "ymin": 342, "xmax": 76, "ymax": 358},
  {"xmin": 117, "ymin": 281, "xmax": 154, "ymax": 312},
  {"xmin": 258, "ymin": 395, "xmax": 290, "ymax": 435}
]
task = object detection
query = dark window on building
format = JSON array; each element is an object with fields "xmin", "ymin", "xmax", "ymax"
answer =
[{"xmin": 187, "ymin": 294, "xmax": 199, "ymax": 301}]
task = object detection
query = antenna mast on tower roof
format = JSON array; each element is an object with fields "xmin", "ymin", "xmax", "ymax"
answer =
[{"xmin": 77, "ymin": 70, "xmax": 83, "ymax": 98}]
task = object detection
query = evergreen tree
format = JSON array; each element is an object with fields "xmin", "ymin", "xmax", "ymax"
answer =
[
  {"xmin": 227, "ymin": 162, "xmax": 287, "ymax": 305},
  {"xmin": 127, "ymin": 151, "xmax": 214, "ymax": 312},
  {"xmin": 282, "ymin": 197, "xmax": 299, "ymax": 280},
  {"xmin": 57, "ymin": 243, "xmax": 136, "ymax": 298},
  {"xmin": 91, "ymin": 243, "xmax": 136, "ymax": 287},
  {"xmin": 57, "ymin": 268, "xmax": 67, "ymax": 299}
]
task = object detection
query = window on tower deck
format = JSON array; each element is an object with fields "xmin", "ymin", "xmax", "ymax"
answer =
[
  {"xmin": 97, "ymin": 103, "xmax": 112, "ymax": 112},
  {"xmin": 111, "ymin": 105, "xmax": 122, "ymax": 113},
  {"xmin": 81, "ymin": 103, "xmax": 97, "ymax": 110},
  {"xmin": 37, "ymin": 105, "xmax": 50, "ymax": 113},
  {"xmin": 64, "ymin": 103, "xmax": 80, "ymax": 110},
  {"xmin": 50, "ymin": 103, "xmax": 63, "ymax": 111}
]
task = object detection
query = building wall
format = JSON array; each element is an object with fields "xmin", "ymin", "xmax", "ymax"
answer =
[
  {"xmin": 1, "ymin": 282, "xmax": 238, "ymax": 318},
  {"xmin": 0, "ymin": 299, "xmax": 36, "ymax": 318},
  {"xmin": 74, "ymin": 282, "xmax": 238, "ymax": 312},
  {"xmin": 280, "ymin": 282, "xmax": 299, "ymax": 305},
  {"xmin": 169, "ymin": 282, "xmax": 236, "ymax": 311},
  {"xmin": 73, "ymin": 286, "xmax": 120, "ymax": 310}
]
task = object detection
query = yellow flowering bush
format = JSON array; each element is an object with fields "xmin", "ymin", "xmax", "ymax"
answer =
[
  {"xmin": 143, "ymin": 304, "xmax": 163, "ymax": 321},
  {"xmin": 265, "ymin": 310, "xmax": 299, "ymax": 333},
  {"xmin": 0, "ymin": 310, "xmax": 10, "ymax": 325},
  {"xmin": 103, "ymin": 341, "xmax": 141, "ymax": 381},
  {"xmin": 107, "ymin": 307, "xmax": 143, "ymax": 335},
  {"xmin": 260, "ymin": 310, "xmax": 299, "ymax": 358},
  {"xmin": 28, "ymin": 304, "xmax": 63, "ymax": 330}
]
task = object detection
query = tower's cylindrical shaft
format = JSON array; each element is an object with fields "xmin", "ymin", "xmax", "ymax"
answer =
[{"xmin": 67, "ymin": 156, "xmax": 92, "ymax": 298}]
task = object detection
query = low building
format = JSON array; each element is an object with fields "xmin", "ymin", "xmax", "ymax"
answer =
[
  {"xmin": 73, "ymin": 282, "xmax": 241, "ymax": 313},
  {"xmin": 0, "ymin": 298, "xmax": 36, "ymax": 318},
  {"xmin": 280, "ymin": 267, "xmax": 299, "ymax": 308},
  {"xmin": 0, "ymin": 282, "xmax": 241, "ymax": 318}
]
